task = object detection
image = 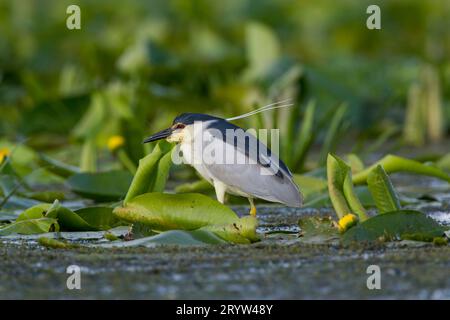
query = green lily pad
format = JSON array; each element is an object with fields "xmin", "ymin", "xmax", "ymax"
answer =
[
  {"xmin": 47, "ymin": 206, "xmax": 95, "ymax": 231},
  {"xmin": 201, "ymin": 216, "xmax": 259, "ymax": 244},
  {"xmin": 75, "ymin": 206, "xmax": 123, "ymax": 230},
  {"xmin": 21, "ymin": 191, "xmax": 66, "ymax": 203},
  {"xmin": 175, "ymin": 179, "xmax": 214, "ymax": 194},
  {"xmin": 37, "ymin": 153, "xmax": 80, "ymax": 178},
  {"xmin": 67, "ymin": 170, "xmax": 133, "ymax": 201},
  {"xmin": 0, "ymin": 218, "xmax": 59, "ymax": 236},
  {"xmin": 114, "ymin": 192, "xmax": 258, "ymax": 243},
  {"xmin": 298, "ymin": 216, "xmax": 339, "ymax": 243},
  {"xmin": 16, "ymin": 203, "xmax": 52, "ymax": 221},
  {"xmin": 115, "ymin": 192, "xmax": 240, "ymax": 230},
  {"xmin": 15, "ymin": 202, "xmax": 121, "ymax": 232},
  {"xmin": 342, "ymin": 210, "xmax": 447, "ymax": 244},
  {"xmin": 97, "ymin": 229, "xmax": 228, "ymax": 247},
  {"xmin": 123, "ymin": 141, "xmax": 173, "ymax": 204}
]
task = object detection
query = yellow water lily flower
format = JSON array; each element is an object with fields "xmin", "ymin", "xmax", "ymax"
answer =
[
  {"xmin": 107, "ymin": 135, "xmax": 125, "ymax": 152},
  {"xmin": 0, "ymin": 147, "xmax": 11, "ymax": 164},
  {"xmin": 338, "ymin": 213, "xmax": 358, "ymax": 233}
]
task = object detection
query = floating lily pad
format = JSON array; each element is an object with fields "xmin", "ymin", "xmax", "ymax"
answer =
[
  {"xmin": 13, "ymin": 202, "xmax": 121, "ymax": 232},
  {"xmin": 37, "ymin": 153, "xmax": 80, "ymax": 178},
  {"xmin": 96, "ymin": 229, "xmax": 228, "ymax": 247},
  {"xmin": 67, "ymin": 170, "xmax": 133, "ymax": 201},
  {"xmin": 114, "ymin": 192, "xmax": 258, "ymax": 243},
  {"xmin": 342, "ymin": 210, "xmax": 447, "ymax": 244},
  {"xmin": 47, "ymin": 206, "xmax": 95, "ymax": 231},
  {"xmin": 115, "ymin": 192, "xmax": 240, "ymax": 230},
  {"xmin": 0, "ymin": 218, "xmax": 59, "ymax": 236},
  {"xmin": 21, "ymin": 191, "xmax": 66, "ymax": 203},
  {"xmin": 75, "ymin": 206, "xmax": 123, "ymax": 230},
  {"xmin": 298, "ymin": 216, "xmax": 339, "ymax": 243},
  {"xmin": 175, "ymin": 179, "xmax": 214, "ymax": 194},
  {"xmin": 16, "ymin": 203, "xmax": 51, "ymax": 221}
]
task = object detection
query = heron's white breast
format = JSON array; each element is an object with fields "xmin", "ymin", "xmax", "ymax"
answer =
[{"xmin": 179, "ymin": 125, "xmax": 213, "ymax": 183}]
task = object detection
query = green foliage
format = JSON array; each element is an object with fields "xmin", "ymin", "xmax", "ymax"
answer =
[
  {"xmin": 342, "ymin": 210, "xmax": 446, "ymax": 244},
  {"xmin": 37, "ymin": 154, "xmax": 80, "ymax": 178},
  {"xmin": 298, "ymin": 216, "xmax": 339, "ymax": 243},
  {"xmin": 67, "ymin": 170, "xmax": 133, "ymax": 201},
  {"xmin": 123, "ymin": 141, "xmax": 173, "ymax": 204},
  {"xmin": 0, "ymin": 218, "xmax": 59, "ymax": 236},
  {"xmin": 352, "ymin": 155, "xmax": 450, "ymax": 185},
  {"xmin": 292, "ymin": 100, "xmax": 316, "ymax": 171},
  {"xmin": 10, "ymin": 201, "xmax": 122, "ymax": 232},
  {"xmin": 38, "ymin": 237, "xmax": 72, "ymax": 249},
  {"xmin": 319, "ymin": 104, "xmax": 348, "ymax": 166},
  {"xmin": 367, "ymin": 165, "xmax": 401, "ymax": 213},
  {"xmin": 114, "ymin": 192, "xmax": 258, "ymax": 244},
  {"xmin": 403, "ymin": 65, "xmax": 445, "ymax": 146},
  {"xmin": 116, "ymin": 192, "xmax": 241, "ymax": 230},
  {"xmin": 326, "ymin": 154, "xmax": 368, "ymax": 221},
  {"xmin": 100, "ymin": 230, "xmax": 228, "ymax": 247},
  {"xmin": 0, "ymin": 1, "xmax": 449, "ymax": 248}
]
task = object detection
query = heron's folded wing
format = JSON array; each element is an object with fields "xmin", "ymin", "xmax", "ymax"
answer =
[{"xmin": 200, "ymin": 134, "xmax": 302, "ymax": 206}]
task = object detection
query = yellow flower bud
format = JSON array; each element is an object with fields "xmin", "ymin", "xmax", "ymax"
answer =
[
  {"xmin": 0, "ymin": 148, "xmax": 11, "ymax": 164},
  {"xmin": 107, "ymin": 135, "xmax": 125, "ymax": 152},
  {"xmin": 338, "ymin": 213, "xmax": 358, "ymax": 233}
]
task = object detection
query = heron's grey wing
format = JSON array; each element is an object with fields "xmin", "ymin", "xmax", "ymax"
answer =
[
  {"xmin": 201, "ymin": 134, "xmax": 302, "ymax": 207},
  {"xmin": 205, "ymin": 120, "xmax": 293, "ymax": 179}
]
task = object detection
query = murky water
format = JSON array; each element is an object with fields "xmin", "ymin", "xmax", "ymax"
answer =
[{"xmin": 0, "ymin": 176, "xmax": 449, "ymax": 299}]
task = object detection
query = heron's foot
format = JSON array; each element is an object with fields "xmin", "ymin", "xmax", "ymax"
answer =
[{"xmin": 248, "ymin": 198, "xmax": 256, "ymax": 216}]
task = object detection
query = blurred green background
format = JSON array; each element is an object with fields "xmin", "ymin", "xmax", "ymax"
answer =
[{"xmin": 1, "ymin": 0, "xmax": 449, "ymax": 173}]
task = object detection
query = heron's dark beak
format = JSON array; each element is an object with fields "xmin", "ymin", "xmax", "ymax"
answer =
[{"xmin": 143, "ymin": 127, "xmax": 173, "ymax": 143}]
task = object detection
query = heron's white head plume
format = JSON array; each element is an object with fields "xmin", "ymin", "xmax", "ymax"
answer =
[{"xmin": 226, "ymin": 98, "xmax": 294, "ymax": 121}]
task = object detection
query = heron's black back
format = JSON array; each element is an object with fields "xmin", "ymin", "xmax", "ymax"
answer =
[{"xmin": 175, "ymin": 113, "xmax": 292, "ymax": 178}]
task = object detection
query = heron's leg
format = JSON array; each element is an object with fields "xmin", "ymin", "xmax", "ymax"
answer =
[
  {"xmin": 248, "ymin": 198, "xmax": 256, "ymax": 217},
  {"xmin": 213, "ymin": 180, "xmax": 227, "ymax": 204}
]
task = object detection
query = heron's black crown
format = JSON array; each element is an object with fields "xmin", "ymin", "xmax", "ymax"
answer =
[{"xmin": 173, "ymin": 113, "xmax": 224, "ymax": 126}]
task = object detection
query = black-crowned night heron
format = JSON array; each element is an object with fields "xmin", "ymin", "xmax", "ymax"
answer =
[{"xmin": 144, "ymin": 113, "xmax": 302, "ymax": 216}]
